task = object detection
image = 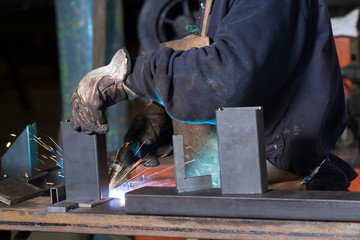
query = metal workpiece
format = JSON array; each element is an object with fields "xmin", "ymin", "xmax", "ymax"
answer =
[
  {"xmin": 50, "ymin": 185, "xmax": 65, "ymax": 204},
  {"xmin": 1, "ymin": 123, "xmax": 39, "ymax": 178},
  {"xmin": 60, "ymin": 121, "xmax": 109, "ymax": 202},
  {"xmin": 173, "ymin": 135, "xmax": 213, "ymax": 193},
  {"xmin": 2, "ymin": 196, "xmax": 360, "ymax": 239},
  {"xmin": 0, "ymin": 178, "xmax": 43, "ymax": 206},
  {"xmin": 172, "ymin": 120, "xmax": 220, "ymax": 188},
  {"xmin": 126, "ymin": 186, "xmax": 360, "ymax": 222},
  {"xmin": 216, "ymin": 107, "xmax": 268, "ymax": 194},
  {"xmin": 47, "ymin": 201, "xmax": 79, "ymax": 213}
]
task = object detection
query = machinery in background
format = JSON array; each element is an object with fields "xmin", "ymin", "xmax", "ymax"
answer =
[{"xmin": 334, "ymin": 36, "xmax": 360, "ymax": 152}]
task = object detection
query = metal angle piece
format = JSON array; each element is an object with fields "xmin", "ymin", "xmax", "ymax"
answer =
[
  {"xmin": 1, "ymin": 123, "xmax": 38, "ymax": 179},
  {"xmin": 0, "ymin": 178, "xmax": 43, "ymax": 206},
  {"xmin": 173, "ymin": 135, "xmax": 213, "ymax": 193},
  {"xmin": 216, "ymin": 107, "xmax": 268, "ymax": 194},
  {"xmin": 60, "ymin": 121, "xmax": 109, "ymax": 203},
  {"xmin": 126, "ymin": 186, "xmax": 360, "ymax": 222}
]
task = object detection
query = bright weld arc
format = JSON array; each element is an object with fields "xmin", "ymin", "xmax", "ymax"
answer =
[
  {"xmin": 109, "ymin": 156, "xmax": 196, "ymax": 201},
  {"xmin": 109, "ymin": 164, "xmax": 177, "ymax": 204}
]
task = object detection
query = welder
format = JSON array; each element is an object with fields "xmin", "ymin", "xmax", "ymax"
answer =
[{"xmin": 70, "ymin": 0, "xmax": 357, "ymax": 190}]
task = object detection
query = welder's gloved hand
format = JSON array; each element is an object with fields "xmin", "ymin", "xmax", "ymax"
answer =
[
  {"xmin": 71, "ymin": 49, "xmax": 139, "ymax": 134},
  {"xmin": 124, "ymin": 101, "xmax": 173, "ymax": 167}
]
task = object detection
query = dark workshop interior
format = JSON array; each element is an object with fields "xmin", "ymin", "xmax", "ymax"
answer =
[{"xmin": 1, "ymin": 0, "xmax": 360, "ymax": 240}]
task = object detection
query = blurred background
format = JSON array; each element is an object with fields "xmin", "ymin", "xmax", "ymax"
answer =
[{"xmin": 0, "ymin": 0, "xmax": 201, "ymax": 156}]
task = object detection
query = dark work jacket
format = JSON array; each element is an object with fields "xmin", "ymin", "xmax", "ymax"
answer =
[{"xmin": 126, "ymin": 0, "xmax": 357, "ymax": 181}]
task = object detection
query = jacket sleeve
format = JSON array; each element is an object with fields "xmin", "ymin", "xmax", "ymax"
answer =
[{"xmin": 125, "ymin": 0, "xmax": 311, "ymax": 124}]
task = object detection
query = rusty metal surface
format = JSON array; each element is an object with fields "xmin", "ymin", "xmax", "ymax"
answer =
[{"xmin": 0, "ymin": 196, "xmax": 359, "ymax": 239}]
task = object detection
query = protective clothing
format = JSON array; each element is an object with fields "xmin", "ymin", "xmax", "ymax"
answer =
[
  {"xmin": 125, "ymin": 0, "xmax": 357, "ymax": 188},
  {"xmin": 124, "ymin": 101, "xmax": 173, "ymax": 167},
  {"xmin": 71, "ymin": 49, "xmax": 138, "ymax": 134},
  {"xmin": 124, "ymin": 101, "xmax": 172, "ymax": 145}
]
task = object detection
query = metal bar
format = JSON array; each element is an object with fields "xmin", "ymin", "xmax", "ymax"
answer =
[
  {"xmin": 47, "ymin": 201, "xmax": 79, "ymax": 213},
  {"xmin": 50, "ymin": 185, "xmax": 65, "ymax": 204},
  {"xmin": 60, "ymin": 121, "xmax": 109, "ymax": 202},
  {"xmin": 1, "ymin": 197, "xmax": 360, "ymax": 239},
  {"xmin": 173, "ymin": 135, "xmax": 213, "ymax": 193},
  {"xmin": 216, "ymin": 107, "xmax": 268, "ymax": 194},
  {"xmin": 126, "ymin": 186, "xmax": 360, "ymax": 222}
]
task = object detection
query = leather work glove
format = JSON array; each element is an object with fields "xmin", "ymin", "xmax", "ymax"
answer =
[
  {"xmin": 71, "ymin": 49, "xmax": 138, "ymax": 134},
  {"xmin": 124, "ymin": 101, "xmax": 173, "ymax": 167}
]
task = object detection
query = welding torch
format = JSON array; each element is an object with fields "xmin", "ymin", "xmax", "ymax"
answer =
[{"xmin": 108, "ymin": 140, "xmax": 136, "ymax": 189}]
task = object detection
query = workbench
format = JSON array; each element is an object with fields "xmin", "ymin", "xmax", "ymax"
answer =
[{"xmin": 0, "ymin": 196, "xmax": 360, "ymax": 239}]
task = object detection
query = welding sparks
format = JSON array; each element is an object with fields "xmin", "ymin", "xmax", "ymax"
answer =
[
  {"xmin": 10, "ymin": 134, "xmax": 16, "ymax": 137},
  {"xmin": 132, "ymin": 141, "xmax": 146, "ymax": 157},
  {"xmin": 109, "ymin": 155, "xmax": 178, "ymax": 206},
  {"xmin": 26, "ymin": 132, "xmax": 65, "ymax": 182},
  {"xmin": 109, "ymin": 157, "xmax": 198, "ymax": 206},
  {"xmin": 6, "ymin": 142, "xmax": 11, "ymax": 148},
  {"xmin": 50, "ymin": 138, "xmax": 62, "ymax": 151}
]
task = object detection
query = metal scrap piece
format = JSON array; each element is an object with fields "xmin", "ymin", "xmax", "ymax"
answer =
[{"xmin": 0, "ymin": 178, "xmax": 43, "ymax": 206}]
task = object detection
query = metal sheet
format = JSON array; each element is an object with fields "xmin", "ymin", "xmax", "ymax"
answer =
[
  {"xmin": 60, "ymin": 122, "xmax": 109, "ymax": 202},
  {"xmin": 0, "ymin": 178, "xmax": 43, "ymax": 206},
  {"xmin": 126, "ymin": 186, "xmax": 360, "ymax": 222},
  {"xmin": 216, "ymin": 107, "xmax": 268, "ymax": 194},
  {"xmin": 1, "ymin": 123, "xmax": 38, "ymax": 178},
  {"xmin": 173, "ymin": 135, "xmax": 213, "ymax": 193}
]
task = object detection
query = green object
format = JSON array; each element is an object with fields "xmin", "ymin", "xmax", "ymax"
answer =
[
  {"xmin": 105, "ymin": 0, "xmax": 129, "ymax": 151},
  {"xmin": 185, "ymin": 136, "xmax": 221, "ymax": 188},
  {"xmin": 55, "ymin": 0, "xmax": 128, "ymax": 151},
  {"xmin": 187, "ymin": 24, "xmax": 200, "ymax": 35},
  {"xmin": 55, "ymin": 0, "xmax": 94, "ymax": 120}
]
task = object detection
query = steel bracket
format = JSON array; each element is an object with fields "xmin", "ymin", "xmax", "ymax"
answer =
[{"xmin": 173, "ymin": 135, "xmax": 213, "ymax": 193}]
